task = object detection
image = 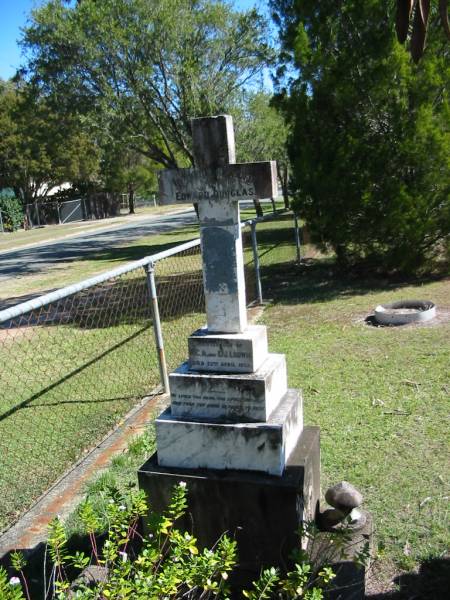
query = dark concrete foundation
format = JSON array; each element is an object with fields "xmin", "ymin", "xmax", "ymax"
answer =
[{"xmin": 138, "ymin": 426, "xmax": 320, "ymax": 583}]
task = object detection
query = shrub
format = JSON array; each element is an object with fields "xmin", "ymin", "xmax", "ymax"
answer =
[
  {"xmin": 0, "ymin": 190, "xmax": 23, "ymax": 232},
  {"xmin": 2, "ymin": 485, "xmax": 369, "ymax": 599}
]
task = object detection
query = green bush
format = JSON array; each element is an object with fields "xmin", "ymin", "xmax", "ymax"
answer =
[
  {"xmin": 0, "ymin": 484, "xmax": 370, "ymax": 599},
  {"xmin": 272, "ymin": 1, "xmax": 450, "ymax": 275},
  {"xmin": 0, "ymin": 190, "xmax": 23, "ymax": 232}
]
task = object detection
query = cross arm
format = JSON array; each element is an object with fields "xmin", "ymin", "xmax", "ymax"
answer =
[{"xmin": 158, "ymin": 161, "xmax": 278, "ymax": 205}]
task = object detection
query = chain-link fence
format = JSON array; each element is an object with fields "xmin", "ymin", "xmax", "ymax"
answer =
[{"xmin": 0, "ymin": 211, "xmax": 299, "ymax": 534}]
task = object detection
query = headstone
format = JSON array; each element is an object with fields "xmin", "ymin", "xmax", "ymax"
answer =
[
  {"xmin": 139, "ymin": 115, "xmax": 321, "ymax": 582},
  {"xmin": 158, "ymin": 114, "xmax": 277, "ymax": 334}
]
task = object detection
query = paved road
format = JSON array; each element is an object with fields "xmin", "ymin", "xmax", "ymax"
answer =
[{"xmin": 0, "ymin": 208, "xmax": 197, "ymax": 283}]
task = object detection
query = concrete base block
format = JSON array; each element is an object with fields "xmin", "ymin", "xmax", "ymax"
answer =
[
  {"xmin": 170, "ymin": 353, "xmax": 287, "ymax": 422},
  {"xmin": 188, "ymin": 325, "xmax": 268, "ymax": 373},
  {"xmin": 155, "ymin": 389, "xmax": 302, "ymax": 476},
  {"xmin": 138, "ymin": 426, "xmax": 321, "ymax": 583}
]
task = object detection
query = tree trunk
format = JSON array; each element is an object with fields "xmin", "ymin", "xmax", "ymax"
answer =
[
  {"xmin": 280, "ymin": 164, "xmax": 289, "ymax": 209},
  {"xmin": 128, "ymin": 185, "xmax": 135, "ymax": 214},
  {"xmin": 253, "ymin": 198, "xmax": 264, "ymax": 217}
]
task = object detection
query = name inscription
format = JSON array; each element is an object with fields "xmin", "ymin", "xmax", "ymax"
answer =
[{"xmin": 176, "ymin": 184, "xmax": 256, "ymax": 202}]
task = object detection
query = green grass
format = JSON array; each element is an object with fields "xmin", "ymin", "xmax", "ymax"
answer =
[
  {"xmin": 0, "ymin": 210, "xmax": 293, "ymax": 532},
  {"xmin": 64, "ymin": 249, "xmax": 448, "ymax": 592},
  {"xmin": 261, "ymin": 258, "xmax": 449, "ymax": 576}
]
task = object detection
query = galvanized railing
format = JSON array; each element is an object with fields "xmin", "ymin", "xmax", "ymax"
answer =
[{"xmin": 0, "ymin": 210, "xmax": 300, "ymax": 533}]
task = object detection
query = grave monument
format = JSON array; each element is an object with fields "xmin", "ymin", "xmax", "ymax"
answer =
[{"xmin": 138, "ymin": 115, "xmax": 321, "ymax": 580}]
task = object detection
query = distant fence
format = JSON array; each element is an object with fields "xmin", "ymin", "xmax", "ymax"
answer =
[
  {"xmin": 0, "ymin": 210, "xmax": 300, "ymax": 534},
  {"xmin": 25, "ymin": 194, "xmax": 121, "ymax": 228}
]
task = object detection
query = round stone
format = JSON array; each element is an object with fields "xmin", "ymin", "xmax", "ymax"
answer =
[{"xmin": 325, "ymin": 481, "xmax": 363, "ymax": 511}]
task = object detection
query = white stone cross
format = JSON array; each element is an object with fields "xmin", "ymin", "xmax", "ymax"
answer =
[{"xmin": 158, "ymin": 115, "xmax": 277, "ymax": 334}]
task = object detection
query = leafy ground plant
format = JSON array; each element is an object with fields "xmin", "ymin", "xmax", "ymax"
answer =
[
  {"xmin": 3, "ymin": 484, "xmax": 237, "ymax": 599},
  {"xmin": 1, "ymin": 481, "xmax": 367, "ymax": 600}
]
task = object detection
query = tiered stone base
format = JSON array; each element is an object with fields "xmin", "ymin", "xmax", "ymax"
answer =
[
  {"xmin": 156, "ymin": 389, "xmax": 303, "ymax": 476},
  {"xmin": 139, "ymin": 321, "xmax": 321, "ymax": 581},
  {"xmin": 138, "ymin": 426, "xmax": 320, "ymax": 582}
]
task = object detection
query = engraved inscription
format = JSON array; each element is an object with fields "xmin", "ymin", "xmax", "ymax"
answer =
[{"xmin": 171, "ymin": 389, "xmax": 264, "ymax": 416}]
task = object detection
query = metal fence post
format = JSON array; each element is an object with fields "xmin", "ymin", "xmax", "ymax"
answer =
[
  {"xmin": 145, "ymin": 262, "xmax": 170, "ymax": 393},
  {"xmin": 251, "ymin": 221, "xmax": 263, "ymax": 304},
  {"xmin": 294, "ymin": 213, "xmax": 301, "ymax": 264}
]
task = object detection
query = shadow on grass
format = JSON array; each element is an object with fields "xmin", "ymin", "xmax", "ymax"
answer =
[
  {"xmin": 0, "ymin": 327, "xmax": 149, "ymax": 424},
  {"xmin": 367, "ymin": 556, "xmax": 450, "ymax": 600},
  {"xmin": 1, "ymin": 265, "xmax": 205, "ymax": 332},
  {"xmin": 261, "ymin": 257, "xmax": 447, "ymax": 307}
]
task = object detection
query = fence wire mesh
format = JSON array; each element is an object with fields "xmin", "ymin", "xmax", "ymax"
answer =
[{"xmin": 0, "ymin": 211, "xmax": 298, "ymax": 533}]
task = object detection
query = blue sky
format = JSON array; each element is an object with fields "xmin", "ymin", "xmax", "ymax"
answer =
[{"xmin": 0, "ymin": 0, "xmax": 267, "ymax": 80}]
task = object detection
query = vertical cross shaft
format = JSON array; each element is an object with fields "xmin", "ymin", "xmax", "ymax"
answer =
[
  {"xmin": 192, "ymin": 115, "xmax": 247, "ymax": 334},
  {"xmin": 158, "ymin": 114, "xmax": 278, "ymax": 334}
]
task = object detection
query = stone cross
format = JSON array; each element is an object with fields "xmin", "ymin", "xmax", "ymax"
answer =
[{"xmin": 158, "ymin": 115, "xmax": 277, "ymax": 334}]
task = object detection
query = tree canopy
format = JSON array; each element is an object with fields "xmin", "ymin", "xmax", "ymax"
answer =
[
  {"xmin": 271, "ymin": 0, "xmax": 449, "ymax": 273},
  {"xmin": 235, "ymin": 91, "xmax": 290, "ymax": 207},
  {"xmin": 21, "ymin": 0, "xmax": 274, "ymax": 170},
  {"xmin": 0, "ymin": 79, "xmax": 99, "ymax": 205}
]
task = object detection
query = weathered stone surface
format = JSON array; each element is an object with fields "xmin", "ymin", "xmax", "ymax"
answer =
[
  {"xmin": 188, "ymin": 325, "xmax": 268, "ymax": 373},
  {"xmin": 198, "ymin": 199, "xmax": 247, "ymax": 333},
  {"xmin": 314, "ymin": 511, "xmax": 373, "ymax": 600},
  {"xmin": 192, "ymin": 115, "xmax": 236, "ymax": 169},
  {"xmin": 155, "ymin": 389, "xmax": 303, "ymax": 476},
  {"xmin": 157, "ymin": 115, "xmax": 278, "ymax": 334},
  {"xmin": 138, "ymin": 426, "xmax": 321, "ymax": 585},
  {"xmin": 170, "ymin": 353, "xmax": 287, "ymax": 422},
  {"xmin": 158, "ymin": 161, "xmax": 278, "ymax": 204},
  {"xmin": 325, "ymin": 481, "xmax": 363, "ymax": 511}
]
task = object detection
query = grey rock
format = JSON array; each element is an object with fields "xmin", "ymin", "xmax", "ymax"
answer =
[
  {"xmin": 70, "ymin": 565, "xmax": 108, "ymax": 595},
  {"xmin": 325, "ymin": 481, "xmax": 363, "ymax": 511},
  {"xmin": 319, "ymin": 508, "xmax": 347, "ymax": 528}
]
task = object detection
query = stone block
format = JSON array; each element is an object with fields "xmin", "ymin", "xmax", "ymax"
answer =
[
  {"xmin": 188, "ymin": 325, "xmax": 268, "ymax": 373},
  {"xmin": 155, "ymin": 389, "xmax": 302, "ymax": 476},
  {"xmin": 198, "ymin": 200, "xmax": 247, "ymax": 333},
  {"xmin": 158, "ymin": 161, "xmax": 278, "ymax": 205},
  {"xmin": 170, "ymin": 353, "xmax": 287, "ymax": 422},
  {"xmin": 138, "ymin": 426, "xmax": 321, "ymax": 585}
]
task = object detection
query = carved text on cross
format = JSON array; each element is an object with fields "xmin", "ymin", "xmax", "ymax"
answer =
[{"xmin": 158, "ymin": 115, "xmax": 277, "ymax": 334}]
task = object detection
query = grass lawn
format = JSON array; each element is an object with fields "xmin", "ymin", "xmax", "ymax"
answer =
[
  {"xmin": 261, "ymin": 257, "xmax": 449, "ymax": 590},
  {"xmin": 0, "ymin": 209, "xmax": 293, "ymax": 533},
  {"xmin": 63, "ymin": 249, "xmax": 449, "ymax": 595}
]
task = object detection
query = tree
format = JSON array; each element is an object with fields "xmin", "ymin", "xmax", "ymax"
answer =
[
  {"xmin": 270, "ymin": 0, "xmax": 449, "ymax": 274},
  {"xmin": 101, "ymin": 144, "xmax": 158, "ymax": 214},
  {"xmin": 395, "ymin": 1, "xmax": 449, "ymax": 62},
  {"xmin": 21, "ymin": 0, "xmax": 274, "ymax": 171},
  {"xmin": 235, "ymin": 91, "xmax": 290, "ymax": 210},
  {"xmin": 0, "ymin": 79, "xmax": 99, "ymax": 205}
]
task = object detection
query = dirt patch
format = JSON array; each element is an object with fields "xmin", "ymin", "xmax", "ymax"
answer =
[{"xmin": 0, "ymin": 325, "xmax": 37, "ymax": 344}]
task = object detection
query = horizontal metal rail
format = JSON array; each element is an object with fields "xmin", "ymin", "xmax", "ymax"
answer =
[
  {"xmin": 0, "ymin": 209, "xmax": 290, "ymax": 325},
  {"xmin": 0, "ymin": 238, "xmax": 201, "ymax": 324}
]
